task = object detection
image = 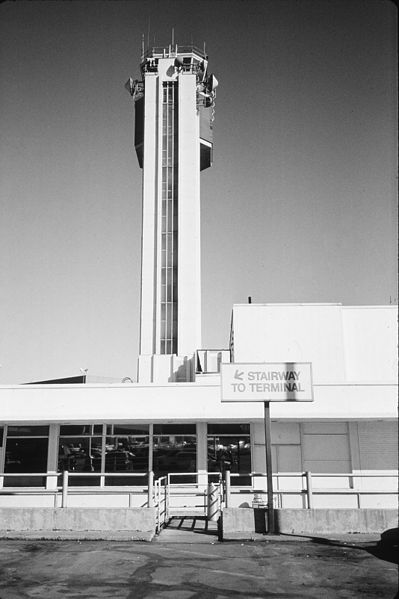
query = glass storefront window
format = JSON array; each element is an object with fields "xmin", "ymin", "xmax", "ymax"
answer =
[
  {"xmin": 58, "ymin": 430, "xmax": 149, "ymax": 486},
  {"xmin": 59, "ymin": 425, "xmax": 103, "ymax": 435},
  {"xmin": 208, "ymin": 424, "xmax": 249, "ymax": 435},
  {"xmin": 2, "ymin": 423, "xmax": 254, "ymax": 489},
  {"xmin": 112, "ymin": 425, "xmax": 149, "ymax": 435},
  {"xmin": 58, "ymin": 436, "xmax": 102, "ymax": 486},
  {"xmin": 104, "ymin": 435, "xmax": 149, "ymax": 486},
  {"xmin": 7, "ymin": 426, "xmax": 49, "ymax": 437},
  {"xmin": 153, "ymin": 434, "xmax": 196, "ymax": 482},
  {"xmin": 207, "ymin": 424, "xmax": 251, "ymax": 485},
  {"xmin": 58, "ymin": 437, "xmax": 102, "ymax": 471},
  {"xmin": 2, "ymin": 422, "xmax": 253, "ymax": 489},
  {"xmin": 5, "ymin": 433, "xmax": 49, "ymax": 487},
  {"xmin": 154, "ymin": 424, "xmax": 195, "ymax": 435}
]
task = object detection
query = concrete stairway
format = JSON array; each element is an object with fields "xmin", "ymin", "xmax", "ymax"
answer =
[{"xmin": 155, "ymin": 516, "xmax": 219, "ymax": 543}]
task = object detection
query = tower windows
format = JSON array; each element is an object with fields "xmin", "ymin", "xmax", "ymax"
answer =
[{"xmin": 160, "ymin": 82, "xmax": 178, "ymax": 354}]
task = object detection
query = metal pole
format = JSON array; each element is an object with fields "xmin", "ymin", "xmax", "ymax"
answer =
[
  {"xmin": 155, "ymin": 480, "xmax": 160, "ymax": 532},
  {"xmin": 264, "ymin": 402, "xmax": 275, "ymax": 533},
  {"xmin": 148, "ymin": 471, "xmax": 154, "ymax": 507},
  {"xmin": 207, "ymin": 482, "xmax": 219, "ymax": 521},
  {"xmin": 165, "ymin": 479, "xmax": 170, "ymax": 521},
  {"xmin": 305, "ymin": 471, "xmax": 313, "ymax": 509},
  {"xmin": 225, "ymin": 470, "xmax": 231, "ymax": 508},
  {"xmin": 62, "ymin": 470, "xmax": 68, "ymax": 508}
]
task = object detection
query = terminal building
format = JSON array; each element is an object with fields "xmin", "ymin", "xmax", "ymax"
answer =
[{"xmin": 0, "ymin": 44, "xmax": 397, "ymax": 531}]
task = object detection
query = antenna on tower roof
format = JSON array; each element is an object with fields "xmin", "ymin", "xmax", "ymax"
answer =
[
  {"xmin": 141, "ymin": 33, "xmax": 145, "ymax": 58},
  {"xmin": 171, "ymin": 27, "xmax": 175, "ymax": 47},
  {"xmin": 203, "ymin": 41, "xmax": 206, "ymax": 56}
]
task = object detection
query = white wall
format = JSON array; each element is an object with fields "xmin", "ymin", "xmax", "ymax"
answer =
[
  {"xmin": 251, "ymin": 420, "xmax": 398, "ymax": 475},
  {"xmin": 138, "ymin": 57, "xmax": 203, "ymax": 362},
  {"xmin": 232, "ymin": 304, "xmax": 346, "ymax": 383},
  {"xmin": 0, "ymin": 381, "xmax": 397, "ymax": 423},
  {"xmin": 231, "ymin": 304, "xmax": 397, "ymax": 384},
  {"xmin": 252, "ymin": 421, "xmax": 351, "ymax": 474},
  {"xmin": 357, "ymin": 421, "xmax": 398, "ymax": 471},
  {"xmin": 301, "ymin": 422, "xmax": 351, "ymax": 473},
  {"xmin": 342, "ymin": 306, "xmax": 397, "ymax": 382},
  {"xmin": 177, "ymin": 72, "xmax": 202, "ymax": 355}
]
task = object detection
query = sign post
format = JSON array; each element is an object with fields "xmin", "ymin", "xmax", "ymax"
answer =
[
  {"xmin": 221, "ymin": 362, "xmax": 313, "ymax": 535},
  {"xmin": 264, "ymin": 400, "xmax": 274, "ymax": 533}
]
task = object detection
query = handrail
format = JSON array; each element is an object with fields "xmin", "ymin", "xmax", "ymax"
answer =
[
  {"xmin": 0, "ymin": 472, "xmax": 148, "ymax": 477},
  {"xmin": 1, "ymin": 470, "xmax": 396, "ymax": 481},
  {"xmin": 0, "ymin": 471, "xmax": 151, "ymax": 509},
  {"xmin": 1, "ymin": 472, "xmax": 54, "ymax": 477},
  {"xmin": 0, "ymin": 470, "xmax": 396, "ymax": 512},
  {"xmin": 225, "ymin": 471, "xmax": 398, "ymax": 510},
  {"xmin": 245, "ymin": 472, "xmax": 398, "ymax": 478}
]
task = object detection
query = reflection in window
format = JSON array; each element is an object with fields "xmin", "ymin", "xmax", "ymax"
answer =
[
  {"xmin": 58, "ymin": 429, "xmax": 149, "ymax": 486},
  {"xmin": 58, "ymin": 436, "xmax": 102, "ymax": 486},
  {"xmin": 153, "ymin": 435, "xmax": 196, "ymax": 482},
  {"xmin": 207, "ymin": 426, "xmax": 251, "ymax": 485},
  {"xmin": 104, "ymin": 435, "xmax": 149, "ymax": 486}
]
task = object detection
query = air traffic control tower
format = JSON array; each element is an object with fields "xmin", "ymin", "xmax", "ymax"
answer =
[{"xmin": 126, "ymin": 44, "xmax": 218, "ymax": 382}]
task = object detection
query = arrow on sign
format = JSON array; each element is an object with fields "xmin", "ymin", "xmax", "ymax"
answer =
[{"xmin": 234, "ymin": 369, "xmax": 244, "ymax": 381}]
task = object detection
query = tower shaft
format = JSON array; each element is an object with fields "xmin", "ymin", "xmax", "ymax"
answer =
[{"xmin": 129, "ymin": 44, "xmax": 217, "ymax": 378}]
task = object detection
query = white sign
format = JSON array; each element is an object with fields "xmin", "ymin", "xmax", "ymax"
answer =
[{"xmin": 221, "ymin": 362, "xmax": 313, "ymax": 402}]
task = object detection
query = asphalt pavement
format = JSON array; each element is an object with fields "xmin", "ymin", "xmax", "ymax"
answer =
[{"xmin": 0, "ymin": 530, "xmax": 397, "ymax": 599}]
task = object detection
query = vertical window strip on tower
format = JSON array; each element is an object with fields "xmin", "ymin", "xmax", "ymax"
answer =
[{"xmin": 160, "ymin": 82, "xmax": 178, "ymax": 354}]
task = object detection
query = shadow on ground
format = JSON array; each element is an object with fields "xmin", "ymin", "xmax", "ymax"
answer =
[
  {"xmin": 278, "ymin": 527, "xmax": 398, "ymax": 565},
  {"xmin": 365, "ymin": 527, "xmax": 399, "ymax": 565},
  {"xmin": 164, "ymin": 515, "xmax": 219, "ymax": 536}
]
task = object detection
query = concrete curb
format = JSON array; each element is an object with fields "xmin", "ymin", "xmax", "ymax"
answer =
[
  {"xmin": 221, "ymin": 532, "xmax": 381, "ymax": 544},
  {"xmin": 0, "ymin": 530, "xmax": 381, "ymax": 545},
  {"xmin": 0, "ymin": 530, "xmax": 155, "ymax": 541}
]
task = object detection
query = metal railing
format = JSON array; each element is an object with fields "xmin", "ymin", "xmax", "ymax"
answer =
[
  {"xmin": 1, "ymin": 470, "xmax": 396, "ymax": 512},
  {"xmin": 154, "ymin": 476, "xmax": 167, "ymax": 533},
  {"xmin": 165, "ymin": 472, "xmax": 219, "ymax": 517},
  {"xmin": 0, "ymin": 471, "xmax": 151, "ymax": 508},
  {"xmin": 142, "ymin": 45, "xmax": 207, "ymax": 61},
  {"xmin": 224, "ymin": 471, "xmax": 398, "ymax": 509}
]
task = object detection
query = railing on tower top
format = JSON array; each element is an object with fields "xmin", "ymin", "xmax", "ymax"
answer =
[{"xmin": 142, "ymin": 45, "xmax": 207, "ymax": 61}]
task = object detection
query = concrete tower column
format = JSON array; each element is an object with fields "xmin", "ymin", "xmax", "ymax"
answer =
[{"xmin": 127, "ymin": 44, "xmax": 217, "ymax": 382}]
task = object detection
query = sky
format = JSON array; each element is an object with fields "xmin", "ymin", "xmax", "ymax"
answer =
[{"xmin": 0, "ymin": 0, "xmax": 397, "ymax": 384}]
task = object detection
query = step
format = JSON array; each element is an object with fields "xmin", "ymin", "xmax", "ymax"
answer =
[{"xmin": 155, "ymin": 516, "xmax": 219, "ymax": 543}]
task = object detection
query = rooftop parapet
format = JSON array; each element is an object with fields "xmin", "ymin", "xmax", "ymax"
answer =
[{"xmin": 141, "ymin": 44, "xmax": 207, "ymax": 62}]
